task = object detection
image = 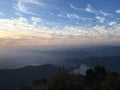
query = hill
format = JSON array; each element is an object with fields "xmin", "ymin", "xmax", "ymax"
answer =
[
  {"xmin": 20, "ymin": 66, "xmax": 120, "ymax": 90},
  {"xmin": 0, "ymin": 64, "xmax": 59, "ymax": 90},
  {"xmin": 64, "ymin": 56, "xmax": 120, "ymax": 72}
]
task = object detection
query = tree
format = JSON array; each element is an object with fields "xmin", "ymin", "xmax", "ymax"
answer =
[
  {"xmin": 94, "ymin": 66, "xmax": 107, "ymax": 80},
  {"xmin": 86, "ymin": 69, "xmax": 95, "ymax": 80}
]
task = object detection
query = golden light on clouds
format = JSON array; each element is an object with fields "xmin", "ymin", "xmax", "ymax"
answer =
[{"xmin": 0, "ymin": 17, "xmax": 120, "ymax": 46}]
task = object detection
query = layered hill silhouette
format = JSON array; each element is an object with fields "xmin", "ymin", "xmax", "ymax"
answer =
[
  {"xmin": 64, "ymin": 56, "xmax": 120, "ymax": 72},
  {"xmin": 0, "ymin": 64, "xmax": 59, "ymax": 90}
]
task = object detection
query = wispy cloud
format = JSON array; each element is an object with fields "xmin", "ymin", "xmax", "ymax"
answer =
[
  {"xmin": 57, "ymin": 13, "xmax": 91, "ymax": 22},
  {"xmin": 85, "ymin": 4, "xmax": 112, "ymax": 17},
  {"xmin": 96, "ymin": 16, "xmax": 105, "ymax": 23},
  {"xmin": 70, "ymin": 3, "xmax": 113, "ymax": 24},
  {"xmin": 99, "ymin": 10, "xmax": 109, "ymax": 16},
  {"xmin": 70, "ymin": 4, "xmax": 81, "ymax": 11},
  {"xmin": 85, "ymin": 4, "xmax": 94, "ymax": 13},
  {"xmin": 67, "ymin": 14, "xmax": 80, "ymax": 19},
  {"xmin": 70, "ymin": 3, "xmax": 110, "ymax": 17},
  {"xmin": 85, "ymin": 4, "xmax": 102, "ymax": 16},
  {"xmin": 24, "ymin": 0, "xmax": 47, "ymax": 6},
  {"xmin": 57, "ymin": 13, "xmax": 80, "ymax": 19},
  {"xmin": 116, "ymin": 9, "xmax": 120, "ymax": 14},
  {"xmin": 57, "ymin": 13, "xmax": 66, "ymax": 18},
  {"xmin": 13, "ymin": 0, "xmax": 46, "ymax": 15},
  {"xmin": 70, "ymin": 3, "xmax": 96, "ymax": 13},
  {"xmin": 13, "ymin": 0, "xmax": 36, "ymax": 15},
  {"xmin": 0, "ymin": 12, "xmax": 5, "ymax": 16}
]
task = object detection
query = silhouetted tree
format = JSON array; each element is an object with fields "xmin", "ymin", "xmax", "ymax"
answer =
[
  {"xmin": 111, "ymin": 72, "xmax": 119, "ymax": 78},
  {"xmin": 86, "ymin": 69, "xmax": 95, "ymax": 80},
  {"xmin": 94, "ymin": 66, "xmax": 107, "ymax": 80}
]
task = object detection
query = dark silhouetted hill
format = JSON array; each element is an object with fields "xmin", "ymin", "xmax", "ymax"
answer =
[
  {"xmin": 0, "ymin": 64, "xmax": 59, "ymax": 90},
  {"xmin": 64, "ymin": 56, "xmax": 120, "ymax": 72},
  {"xmin": 20, "ymin": 66, "xmax": 120, "ymax": 90}
]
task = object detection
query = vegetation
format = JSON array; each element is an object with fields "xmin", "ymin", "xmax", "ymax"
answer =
[{"xmin": 21, "ymin": 66, "xmax": 120, "ymax": 90}]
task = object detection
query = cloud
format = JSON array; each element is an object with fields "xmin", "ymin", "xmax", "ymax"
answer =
[
  {"xmin": 31, "ymin": 17, "xmax": 41, "ymax": 25},
  {"xmin": 85, "ymin": 4, "xmax": 97, "ymax": 14},
  {"xmin": 57, "ymin": 13, "xmax": 91, "ymax": 22},
  {"xmin": 70, "ymin": 3, "xmax": 103, "ymax": 16},
  {"xmin": 67, "ymin": 14, "xmax": 80, "ymax": 19},
  {"xmin": 0, "ymin": 12, "xmax": 5, "ymax": 16},
  {"xmin": 70, "ymin": 4, "xmax": 81, "ymax": 10},
  {"xmin": 0, "ymin": 17, "xmax": 54, "ymax": 45},
  {"xmin": 70, "ymin": 3, "xmax": 112, "ymax": 20},
  {"xmin": 13, "ymin": 0, "xmax": 44, "ymax": 15},
  {"xmin": 85, "ymin": 4, "xmax": 112, "ymax": 17},
  {"xmin": 13, "ymin": 0, "xmax": 35, "ymax": 15},
  {"xmin": 57, "ymin": 13, "xmax": 66, "ymax": 18},
  {"xmin": 116, "ymin": 9, "xmax": 120, "ymax": 14},
  {"xmin": 96, "ymin": 16, "xmax": 105, "ymax": 23},
  {"xmin": 108, "ymin": 21, "xmax": 117, "ymax": 26},
  {"xmin": 99, "ymin": 10, "xmax": 109, "ymax": 16},
  {"xmin": 86, "ymin": 4, "xmax": 93, "ymax": 12},
  {"xmin": 0, "ymin": 17, "xmax": 120, "ymax": 46},
  {"xmin": 70, "ymin": 3, "xmax": 96, "ymax": 14},
  {"xmin": 23, "ymin": 0, "xmax": 45, "ymax": 5},
  {"xmin": 57, "ymin": 13, "xmax": 80, "ymax": 19}
]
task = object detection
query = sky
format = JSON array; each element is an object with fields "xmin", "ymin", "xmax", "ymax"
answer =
[{"xmin": 0, "ymin": 0, "xmax": 120, "ymax": 47}]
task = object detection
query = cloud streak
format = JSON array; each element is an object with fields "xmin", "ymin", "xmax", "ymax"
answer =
[
  {"xmin": 116, "ymin": 9, "xmax": 120, "ymax": 14},
  {"xmin": 70, "ymin": 4, "xmax": 98, "ymax": 15},
  {"xmin": 23, "ymin": 0, "xmax": 46, "ymax": 6},
  {"xmin": 0, "ymin": 12, "xmax": 4, "ymax": 16},
  {"xmin": 13, "ymin": 0, "xmax": 35, "ymax": 15},
  {"xmin": 67, "ymin": 14, "xmax": 80, "ymax": 19},
  {"xmin": 70, "ymin": 4, "xmax": 82, "ymax": 11},
  {"xmin": 96, "ymin": 16, "xmax": 105, "ymax": 23},
  {"xmin": 85, "ymin": 4, "xmax": 96, "ymax": 13},
  {"xmin": 13, "ymin": 0, "xmax": 46, "ymax": 15},
  {"xmin": 70, "ymin": 3, "xmax": 112, "ymax": 17}
]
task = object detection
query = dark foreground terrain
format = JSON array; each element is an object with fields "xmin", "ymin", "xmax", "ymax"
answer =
[
  {"xmin": 20, "ymin": 66, "xmax": 120, "ymax": 90},
  {"xmin": 0, "ymin": 64, "xmax": 59, "ymax": 90},
  {"xmin": 0, "ymin": 46, "xmax": 120, "ymax": 90},
  {"xmin": 0, "ymin": 63, "xmax": 120, "ymax": 90}
]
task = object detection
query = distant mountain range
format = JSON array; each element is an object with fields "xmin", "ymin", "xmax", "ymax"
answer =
[
  {"xmin": 31, "ymin": 46, "xmax": 120, "ymax": 72},
  {"xmin": 0, "ymin": 46, "xmax": 120, "ymax": 90},
  {"xmin": 0, "ymin": 64, "xmax": 59, "ymax": 90},
  {"xmin": 0, "ymin": 45, "xmax": 120, "ymax": 69},
  {"xmin": 31, "ymin": 46, "xmax": 120, "ymax": 59},
  {"xmin": 64, "ymin": 56, "xmax": 120, "ymax": 72},
  {"xmin": 28, "ymin": 46, "xmax": 120, "ymax": 71}
]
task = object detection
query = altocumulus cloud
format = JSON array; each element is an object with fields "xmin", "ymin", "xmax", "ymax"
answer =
[
  {"xmin": 0, "ymin": 0, "xmax": 120, "ymax": 46},
  {"xmin": 0, "ymin": 17, "xmax": 120, "ymax": 46}
]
